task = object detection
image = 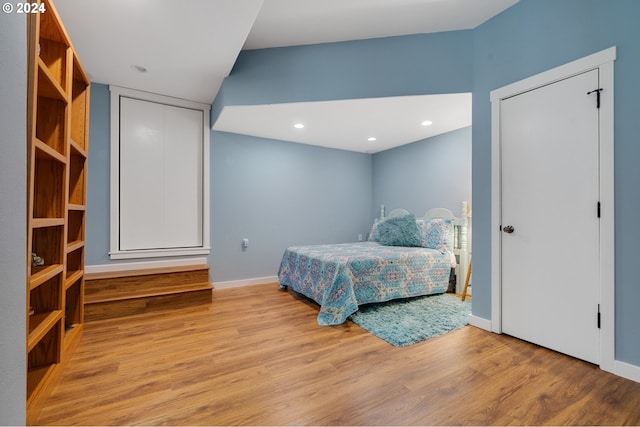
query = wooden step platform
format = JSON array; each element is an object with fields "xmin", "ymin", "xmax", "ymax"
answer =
[{"xmin": 84, "ymin": 265, "xmax": 213, "ymax": 321}]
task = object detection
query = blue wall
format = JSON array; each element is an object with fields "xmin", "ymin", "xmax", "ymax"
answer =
[
  {"xmin": 213, "ymin": 30, "xmax": 473, "ymax": 121},
  {"xmin": 373, "ymin": 126, "xmax": 471, "ymax": 217},
  {"xmin": 0, "ymin": 11, "xmax": 27, "ymax": 425},
  {"xmin": 211, "ymin": 132, "xmax": 373, "ymax": 282},
  {"xmin": 86, "ymin": 83, "xmax": 110, "ymax": 265},
  {"xmin": 472, "ymin": 0, "xmax": 640, "ymax": 366}
]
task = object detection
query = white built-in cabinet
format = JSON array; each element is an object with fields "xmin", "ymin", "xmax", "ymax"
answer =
[{"xmin": 109, "ymin": 87, "xmax": 210, "ymax": 259}]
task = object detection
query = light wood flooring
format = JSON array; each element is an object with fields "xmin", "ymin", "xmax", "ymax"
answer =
[{"xmin": 36, "ymin": 284, "xmax": 640, "ymax": 426}]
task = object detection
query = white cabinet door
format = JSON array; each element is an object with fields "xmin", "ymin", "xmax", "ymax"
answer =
[{"xmin": 119, "ymin": 97, "xmax": 203, "ymax": 251}]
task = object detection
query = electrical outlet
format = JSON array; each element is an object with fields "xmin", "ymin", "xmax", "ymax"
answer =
[
  {"xmin": 358, "ymin": 233, "xmax": 363, "ymax": 241},
  {"xmin": 242, "ymin": 238, "xmax": 249, "ymax": 249}
]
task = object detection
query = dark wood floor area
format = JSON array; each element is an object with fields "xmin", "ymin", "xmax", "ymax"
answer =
[{"xmin": 36, "ymin": 284, "xmax": 640, "ymax": 426}]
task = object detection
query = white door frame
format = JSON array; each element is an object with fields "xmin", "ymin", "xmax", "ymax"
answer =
[{"xmin": 490, "ymin": 47, "xmax": 616, "ymax": 373}]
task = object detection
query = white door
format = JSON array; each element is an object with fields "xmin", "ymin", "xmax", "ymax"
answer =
[{"xmin": 501, "ymin": 69, "xmax": 600, "ymax": 364}]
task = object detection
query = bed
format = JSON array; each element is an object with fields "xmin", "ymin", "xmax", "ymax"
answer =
[{"xmin": 277, "ymin": 203, "xmax": 470, "ymax": 325}]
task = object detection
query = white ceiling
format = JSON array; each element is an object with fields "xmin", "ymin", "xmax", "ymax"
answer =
[
  {"xmin": 243, "ymin": 0, "xmax": 518, "ymax": 50},
  {"xmin": 55, "ymin": 0, "xmax": 264, "ymax": 104},
  {"xmin": 213, "ymin": 93, "xmax": 472, "ymax": 153},
  {"xmin": 55, "ymin": 0, "xmax": 517, "ymax": 153}
]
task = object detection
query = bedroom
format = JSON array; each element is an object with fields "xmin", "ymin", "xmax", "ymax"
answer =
[{"xmin": 2, "ymin": 0, "xmax": 640, "ymax": 425}]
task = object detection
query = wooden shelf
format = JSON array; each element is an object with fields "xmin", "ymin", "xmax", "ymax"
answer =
[
  {"xmin": 67, "ymin": 211, "xmax": 84, "ymax": 246},
  {"xmin": 70, "ymin": 55, "xmax": 89, "ymax": 151},
  {"xmin": 64, "ymin": 279, "xmax": 83, "ymax": 346},
  {"xmin": 32, "ymin": 158, "xmax": 65, "ymax": 218},
  {"xmin": 27, "ymin": 310, "xmax": 62, "ymax": 352},
  {"xmin": 68, "ymin": 154, "xmax": 86, "ymax": 206},
  {"xmin": 26, "ymin": 363, "xmax": 57, "ymax": 404},
  {"xmin": 31, "ymin": 218, "xmax": 65, "ymax": 228},
  {"xmin": 29, "ymin": 264, "xmax": 63, "ymax": 291},
  {"xmin": 66, "ymin": 240, "xmax": 84, "ymax": 253},
  {"xmin": 64, "ymin": 270, "xmax": 83, "ymax": 290},
  {"xmin": 68, "ymin": 204, "xmax": 85, "ymax": 211},
  {"xmin": 37, "ymin": 59, "xmax": 67, "ymax": 101},
  {"xmin": 26, "ymin": 0, "xmax": 90, "ymax": 421},
  {"xmin": 35, "ymin": 97, "xmax": 67, "ymax": 155},
  {"xmin": 31, "ymin": 226, "xmax": 64, "ymax": 266},
  {"xmin": 63, "ymin": 323, "xmax": 82, "ymax": 349},
  {"xmin": 69, "ymin": 138, "xmax": 87, "ymax": 158},
  {"xmin": 34, "ymin": 138, "xmax": 66, "ymax": 163}
]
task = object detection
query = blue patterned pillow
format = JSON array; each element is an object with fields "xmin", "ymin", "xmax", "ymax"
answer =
[
  {"xmin": 377, "ymin": 214, "xmax": 422, "ymax": 247},
  {"xmin": 416, "ymin": 218, "xmax": 449, "ymax": 250}
]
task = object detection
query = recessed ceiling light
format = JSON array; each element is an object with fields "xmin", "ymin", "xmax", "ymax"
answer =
[
  {"xmin": 368, "ymin": 137, "xmax": 377, "ymax": 142},
  {"xmin": 293, "ymin": 123, "xmax": 305, "ymax": 129},
  {"xmin": 421, "ymin": 120, "xmax": 433, "ymax": 126}
]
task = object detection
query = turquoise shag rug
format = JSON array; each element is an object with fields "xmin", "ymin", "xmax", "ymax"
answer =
[{"xmin": 349, "ymin": 293, "xmax": 471, "ymax": 347}]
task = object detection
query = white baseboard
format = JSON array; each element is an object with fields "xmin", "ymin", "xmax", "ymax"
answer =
[
  {"xmin": 467, "ymin": 314, "xmax": 492, "ymax": 331},
  {"xmin": 614, "ymin": 360, "xmax": 640, "ymax": 384},
  {"xmin": 86, "ymin": 257, "xmax": 208, "ymax": 275},
  {"xmin": 214, "ymin": 276, "xmax": 279, "ymax": 290}
]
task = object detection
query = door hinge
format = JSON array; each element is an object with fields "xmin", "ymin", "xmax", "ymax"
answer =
[
  {"xmin": 597, "ymin": 201, "xmax": 601, "ymax": 218},
  {"xmin": 597, "ymin": 304, "xmax": 601, "ymax": 329},
  {"xmin": 587, "ymin": 88, "xmax": 603, "ymax": 109}
]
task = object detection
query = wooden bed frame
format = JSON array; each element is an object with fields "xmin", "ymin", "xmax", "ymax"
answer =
[{"xmin": 384, "ymin": 201, "xmax": 470, "ymax": 294}]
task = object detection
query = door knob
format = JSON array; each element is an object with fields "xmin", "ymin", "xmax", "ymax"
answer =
[{"xmin": 503, "ymin": 225, "xmax": 514, "ymax": 234}]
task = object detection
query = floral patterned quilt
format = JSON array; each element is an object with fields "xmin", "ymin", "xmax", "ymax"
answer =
[{"xmin": 277, "ymin": 242, "xmax": 451, "ymax": 325}]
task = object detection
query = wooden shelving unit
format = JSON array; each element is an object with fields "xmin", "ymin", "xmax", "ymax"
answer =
[{"xmin": 26, "ymin": 0, "xmax": 90, "ymax": 423}]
